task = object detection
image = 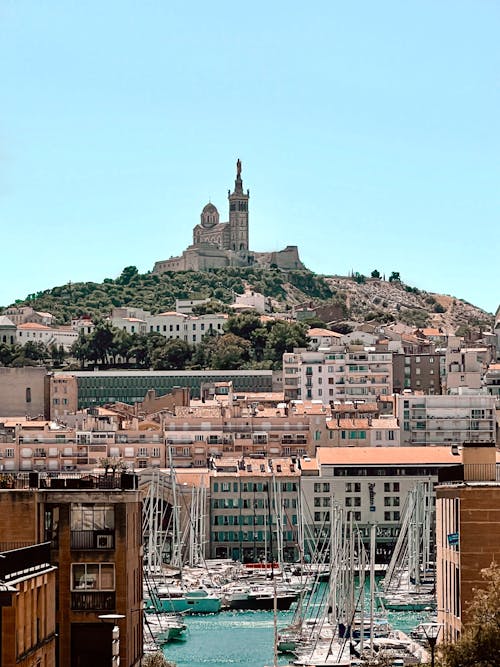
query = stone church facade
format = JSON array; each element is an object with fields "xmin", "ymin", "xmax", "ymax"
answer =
[{"xmin": 153, "ymin": 161, "xmax": 304, "ymax": 274}]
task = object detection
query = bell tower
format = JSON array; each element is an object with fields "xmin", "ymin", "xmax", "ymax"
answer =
[{"xmin": 228, "ymin": 158, "xmax": 249, "ymax": 252}]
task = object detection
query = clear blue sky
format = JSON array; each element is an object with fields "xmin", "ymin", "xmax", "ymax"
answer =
[{"xmin": 1, "ymin": 1, "xmax": 498, "ymax": 313}]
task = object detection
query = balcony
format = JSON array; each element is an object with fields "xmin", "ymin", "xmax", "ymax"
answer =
[
  {"xmin": 71, "ymin": 591, "xmax": 116, "ymax": 611},
  {"xmin": 71, "ymin": 530, "xmax": 115, "ymax": 550}
]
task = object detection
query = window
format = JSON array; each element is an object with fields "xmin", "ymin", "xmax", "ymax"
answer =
[
  {"xmin": 323, "ymin": 483, "xmax": 330, "ymax": 492},
  {"xmin": 388, "ymin": 431, "xmax": 395, "ymax": 441},
  {"xmin": 70, "ymin": 504, "xmax": 115, "ymax": 531},
  {"xmin": 71, "ymin": 563, "xmax": 115, "ymax": 591},
  {"xmin": 26, "ymin": 387, "xmax": 32, "ymax": 403}
]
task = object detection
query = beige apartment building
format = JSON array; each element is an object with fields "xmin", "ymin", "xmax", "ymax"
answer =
[{"xmin": 283, "ymin": 346, "xmax": 393, "ymax": 405}]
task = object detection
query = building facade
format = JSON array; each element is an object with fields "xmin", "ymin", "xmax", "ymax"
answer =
[
  {"xmin": 397, "ymin": 394, "xmax": 497, "ymax": 446},
  {"xmin": 209, "ymin": 456, "xmax": 301, "ymax": 562},
  {"xmin": 436, "ymin": 442, "xmax": 500, "ymax": 642},
  {"xmin": 0, "ymin": 476, "xmax": 143, "ymax": 667},
  {"xmin": 283, "ymin": 346, "xmax": 393, "ymax": 404}
]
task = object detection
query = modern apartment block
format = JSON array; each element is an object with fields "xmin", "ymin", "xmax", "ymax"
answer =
[
  {"xmin": 0, "ymin": 543, "xmax": 57, "ymax": 667},
  {"xmin": 0, "ymin": 475, "xmax": 143, "ymax": 667},
  {"xmin": 392, "ymin": 352, "xmax": 444, "ymax": 394},
  {"xmin": 283, "ymin": 346, "xmax": 393, "ymax": 405},
  {"xmin": 436, "ymin": 442, "xmax": 500, "ymax": 642},
  {"xmin": 397, "ymin": 394, "xmax": 497, "ymax": 446},
  {"xmin": 209, "ymin": 456, "xmax": 300, "ymax": 562},
  {"xmin": 300, "ymin": 446, "xmax": 460, "ymax": 562}
]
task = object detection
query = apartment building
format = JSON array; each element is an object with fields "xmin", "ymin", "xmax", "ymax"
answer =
[
  {"xmin": 0, "ymin": 543, "xmax": 57, "ymax": 667},
  {"xmin": 324, "ymin": 415, "xmax": 400, "ymax": 447},
  {"xmin": 16, "ymin": 322, "xmax": 79, "ymax": 350},
  {"xmin": 0, "ymin": 474, "xmax": 143, "ymax": 667},
  {"xmin": 110, "ymin": 307, "xmax": 228, "ymax": 344},
  {"xmin": 300, "ymin": 446, "xmax": 460, "ymax": 562},
  {"xmin": 436, "ymin": 442, "xmax": 500, "ymax": 642},
  {"xmin": 483, "ymin": 362, "xmax": 500, "ymax": 397},
  {"xmin": 397, "ymin": 394, "xmax": 497, "ymax": 446},
  {"xmin": 209, "ymin": 456, "xmax": 300, "ymax": 562},
  {"xmin": 283, "ymin": 346, "xmax": 393, "ymax": 405},
  {"xmin": 164, "ymin": 400, "xmax": 315, "ymax": 467},
  {"xmin": 443, "ymin": 345, "xmax": 488, "ymax": 393},
  {"xmin": 392, "ymin": 352, "xmax": 444, "ymax": 394}
]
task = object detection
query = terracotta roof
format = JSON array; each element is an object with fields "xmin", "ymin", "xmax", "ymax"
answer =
[
  {"xmin": 300, "ymin": 457, "xmax": 319, "ymax": 472},
  {"xmin": 420, "ymin": 328, "xmax": 444, "ymax": 336},
  {"xmin": 156, "ymin": 311, "xmax": 188, "ymax": 317},
  {"xmin": 308, "ymin": 328, "xmax": 342, "ymax": 338},
  {"xmin": 17, "ymin": 322, "xmax": 52, "ymax": 330},
  {"xmin": 317, "ymin": 446, "xmax": 465, "ymax": 466},
  {"xmin": 174, "ymin": 470, "xmax": 210, "ymax": 488},
  {"xmin": 487, "ymin": 363, "xmax": 500, "ymax": 371}
]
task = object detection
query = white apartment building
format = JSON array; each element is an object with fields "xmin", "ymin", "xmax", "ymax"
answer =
[
  {"xmin": 397, "ymin": 393, "xmax": 497, "ymax": 446},
  {"xmin": 283, "ymin": 347, "xmax": 393, "ymax": 405},
  {"xmin": 16, "ymin": 323, "xmax": 79, "ymax": 351},
  {"xmin": 110, "ymin": 308, "xmax": 227, "ymax": 345},
  {"xmin": 301, "ymin": 446, "xmax": 460, "ymax": 562}
]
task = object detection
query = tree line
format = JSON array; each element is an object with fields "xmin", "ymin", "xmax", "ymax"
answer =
[{"xmin": 72, "ymin": 312, "xmax": 308, "ymax": 371}]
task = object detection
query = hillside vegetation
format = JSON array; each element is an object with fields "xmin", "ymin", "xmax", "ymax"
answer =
[{"xmin": 5, "ymin": 266, "xmax": 493, "ymax": 336}]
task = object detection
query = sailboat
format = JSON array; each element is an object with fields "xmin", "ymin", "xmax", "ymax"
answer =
[{"xmin": 381, "ymin": 481, "xmax": 436, "ymax": 612}]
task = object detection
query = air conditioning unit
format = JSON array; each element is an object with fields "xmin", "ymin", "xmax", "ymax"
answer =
[{"xmin": 96, "ymin": 534, "xmax": 113, "ymax": 549}]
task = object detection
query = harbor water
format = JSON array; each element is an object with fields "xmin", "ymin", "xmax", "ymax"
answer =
[{"xmin": 161, "ymin": 606, "xmax": 433, "ymax": 667}]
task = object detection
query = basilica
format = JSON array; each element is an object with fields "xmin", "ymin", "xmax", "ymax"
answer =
[{"xmin": 152, "ymin": 160, "xmax": 304, "ymax": 273}]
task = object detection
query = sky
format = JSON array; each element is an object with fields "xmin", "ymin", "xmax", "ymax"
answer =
[{"xmin": 0, "ymin": 1, "xmax": 498, "ymax": 314}]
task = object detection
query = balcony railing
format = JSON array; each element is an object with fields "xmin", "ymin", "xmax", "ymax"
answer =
[{"xmin": 71, "ymin": 591, "xmax": 116, "ymax": 611}]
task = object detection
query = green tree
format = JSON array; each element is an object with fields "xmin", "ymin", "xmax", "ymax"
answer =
[
  {"xmin": 388, "ymin": 271, "xmax": 401, "ymax": 282},
  {"xmin": 440, "ymin": 562, "xmax": 500, "ymax": 667},
  {"xmin": 371, "ymin": 269, "xmax": 381, "ymax": 279},
  {"xmin": 23, "ymin": 341, "xmax": 48, "ymax": 363},
  {"xmin": 264, "ymin": 321, "xmax": 308, "ymax": 368},
  {"xmin": 71, "ymin": 332, "xmax": 90, "ymax": 368},
  {"xmin": 49, "ymin": 343, "xmax": 66, "ymax": 368},
  {"xmin": 88, "ymin": 322, "xmax": 116, "ymax": 365},
  {"xmin": 203, "ymin": 333, "xmax": 251, "ymax": 369},
  {"xmin": 152, "ymin": 339, "xmax": 193, "ymax": 370},
  {"xmin": 117, "ymin": 265, "xmax": 139, "ymax": 285},
  {"xmin": 224, "ymin": 313, "xmax": 262, "ymax": 340}
]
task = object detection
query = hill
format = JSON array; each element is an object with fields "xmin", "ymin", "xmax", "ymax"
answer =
[{"xmin": 4, "ymin": 266, "xmax": 493, "ymax": 336}]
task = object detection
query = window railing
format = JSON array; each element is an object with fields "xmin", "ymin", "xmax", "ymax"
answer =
[{"xmin": 71, "ymin": 591, "xmax": 116, "ymax": 611}]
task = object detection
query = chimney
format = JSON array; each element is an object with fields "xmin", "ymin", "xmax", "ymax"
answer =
[{"xmin": 462, "ymin": 441, "xmax": 497, "ymax": 482}]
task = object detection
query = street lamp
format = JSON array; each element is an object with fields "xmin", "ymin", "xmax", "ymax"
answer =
[{"xmin": 421, "ymin": 622, "xmax": 443, "ymax": 667}]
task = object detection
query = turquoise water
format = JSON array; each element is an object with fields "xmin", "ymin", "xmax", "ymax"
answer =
[
  {"xmin": 162, "ymin": 609, "xmax": 294, "ymax": 666},
  {"xmin": 161, "ymin": 606, "xmax": 433, "ymax": 667}
]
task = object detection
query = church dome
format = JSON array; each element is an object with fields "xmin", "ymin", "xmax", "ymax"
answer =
[{"xmin": 200, "ymin": 202, "xmax": 219, "ymax": 228}]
